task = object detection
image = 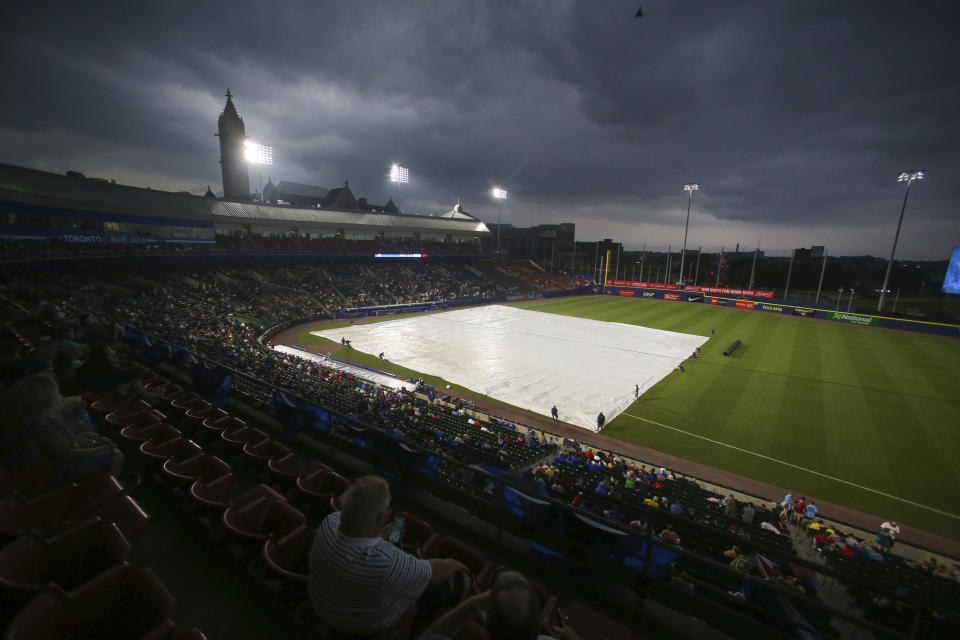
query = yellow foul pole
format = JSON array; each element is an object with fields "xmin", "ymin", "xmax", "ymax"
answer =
[{"xmin": 603, "ymin": 249, "xmax": 611, "ymax": 294}]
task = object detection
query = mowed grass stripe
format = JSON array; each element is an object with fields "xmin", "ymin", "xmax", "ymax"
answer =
[{"xmin": 518, "ymin": 296, "xmax": 960, "ymax": 539}]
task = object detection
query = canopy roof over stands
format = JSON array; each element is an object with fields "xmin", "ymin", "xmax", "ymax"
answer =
[{"xmin": 0, "ymin": 162, "xmax": 490, "ymax": 235}]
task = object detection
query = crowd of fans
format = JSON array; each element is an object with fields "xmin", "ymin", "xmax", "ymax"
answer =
[{"xmin": 1, "ymin": 255, "xmax": 958, "ymax": 637}]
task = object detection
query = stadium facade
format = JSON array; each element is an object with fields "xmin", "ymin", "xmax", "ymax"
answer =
[{"xmin": 0, "ymin": 92, "xmax": 490, "ymax": 249}]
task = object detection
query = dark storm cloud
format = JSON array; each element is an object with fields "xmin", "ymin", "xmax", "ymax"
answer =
[{"xmin": 2, "ymin": 1, "xmax": 958, "ymax": 257}]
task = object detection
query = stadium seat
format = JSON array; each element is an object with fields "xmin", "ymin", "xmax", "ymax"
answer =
[
  {"xmin": 169, "ymin": 393, "xmax": 207, "ymax": 414},
  {"xmin": 261, "ymin": 524, "xmax": 315, "ymax": 584},
  {"xmin": 184, "ymin": 404, "xmax": 222, "ymax": 427},
  {"xmin": 105, "ymin": 406, "xmax": 165, "ymax": 433},
  {"xmin": 161, "ymin": 454, "xmax": 231, "ymax": 486},
  {"xmin": 189, "ymin": 473, "xmax": 242, "ymax": 512},
  {"xmin": 120, "ymin": 421, "xmax": 181, "ymax": 448},
  {"xmin": 432, "ymin": 537, "xmax": 492, "ymax": 593},
  {"xmin": 220, "ymin": 426, "xmax": 269, "ymax": 457},
  {"xmin": 0, "ymin": 474, "xmax": 122, "ymax": 537},
  {"xmin": 292, "ymin": 470, "xmax": 349, "ymax": 521},
  {"xmin": 139, "ymin": 437, "xmax": 203, "ymax": 467},
  {"xmin": 222, "ymin": 495, "xmax": 305, "ymax": 543},
  {"xmin": 241, "ymin": 438, "xmax": 292, "ymax": 470},
  {"xmin": 560, "ymin": 599, "xmax": 634, "ymax": 640},
  {"xmin": 396, "ymin": 512, "xmax": 439, "ymax": 559},
  {"xmin": 4, "ymin": 563, "xmax": 176, "ymax": 640},
  {"xmin": 0, "ymin": 517, "xmax": 131, "ymax": 595}
]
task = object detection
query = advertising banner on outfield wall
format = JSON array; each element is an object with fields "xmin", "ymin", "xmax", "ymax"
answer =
[
  {"xmin": 619, "ymin": 290, "xmax": 634, "ymax": 297},
  {"xmin": 735, "ymin": 300, "xmax": 755, "ymax": 310},
  {"xmin": 664, "ymin": 293, "xmax": 681, "ymax": 301},
  {"xmin": 828, "ymin": 311, "xmax": 879, "ymax": 326},
  {"xmin": 607, "ymin": 280, "xmax": 679, "ymax": 290},
  {"xmin": 642, "ymin": 291, "xmax": 657, "ymax": 298},
  {"xmin": 759, "ymin": 303, "xmax": 785, "ymax": 313},
  {"xmin": 793, "ymin": 307, "xmax": 816, "ymax": 318},
  {"xmin": 684, "ymin": 285, "xmax": 775, "ymax": 298}
]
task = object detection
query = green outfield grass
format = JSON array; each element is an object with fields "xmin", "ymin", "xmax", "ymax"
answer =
[{"xmin": 513, "ymin": 296, "xmax": 960, "ymax": 541}]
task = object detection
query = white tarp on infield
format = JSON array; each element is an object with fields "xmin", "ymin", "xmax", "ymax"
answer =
[{"xmin": 312, "ymin": 305, "xmax": 708, "ymax": 432}]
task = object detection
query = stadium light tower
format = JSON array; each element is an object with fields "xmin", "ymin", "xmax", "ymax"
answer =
[
  {"xmin": 678, "ymin": 183, "xmax": 699, "ymax": 288},
  {"xmin": 244, "ymin": 140, "xmax": 273, "ymax": 201},
  {"xmin": 390, "ymin": 164, "xmax": 409, "ymax": 210},
  {"xmin": 877, "ymin": 170, "xmax": 924, "ymax": 313},
  {"xmin": 493, "ymin": 187, "xmax": 507, "ymax": 257}
]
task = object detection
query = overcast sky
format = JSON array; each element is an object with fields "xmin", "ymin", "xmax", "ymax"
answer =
[{"xmin": 2, "ymin": 1, "xmax": 958, "ymax": 259}]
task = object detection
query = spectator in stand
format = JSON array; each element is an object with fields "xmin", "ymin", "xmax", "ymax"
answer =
[
  {"xmin": 741, "ymin": 502, "xmax": 756, "ymax": 525},
  {"xmin": 723, "ymin": 494, "xmax": 738, "ymax": 520},
  {"xmin": 781, "ymin": 492, "xmax": 793, "ymax": 521},
  {"xmin": 876, "ymin": 528, "xmax": 894, "ymax": 551},
  {"xmin": 805, "ymin": 500, "xmax": 818, "ymax": 523},
  {"xmin": 74, "ymin": 343, "xmax": 159, "ymax": 403},
  {"xmin": 880, "ymin": 520, "xmax": 901, "ymax": 540},
  {"xmin": 792, "ymin": 496, "xmax": 807, "ymax": 525},
  {"xmin": 419, "ymin": 571, "xmax": 580, "ymax": 640},
  {"xmin": 308, "ymin": 475, "xmax": 468, "ymax": 634},
  {"xmin": 660, "ymin": 526, "xmax": 681, "ymax": 545},
  {"xmin": 0, "ymin": 373, "xmax": 123, "ymax": 488}
]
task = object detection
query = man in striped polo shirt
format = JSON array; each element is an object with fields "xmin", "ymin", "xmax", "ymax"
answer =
[{"xmin": 309, "ymin": 475, "xmax": 468, "ymax": 633}]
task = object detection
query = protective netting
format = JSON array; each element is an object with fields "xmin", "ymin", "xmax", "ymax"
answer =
[{"xmin": 313, "ymin": 305, "xmax": 708, "ymax": 432}]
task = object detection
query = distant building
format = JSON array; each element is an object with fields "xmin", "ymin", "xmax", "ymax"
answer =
[
  {"xmin": 216, "ymin": 90, "xmax": 250, "ymax": 201},
  {"xmin": 484, "ymin": 222, "xmax": 576, "ymax": 269},
  {"xmin": 794, "ymin": 245, "xmax": 826, "ymax": 260}
]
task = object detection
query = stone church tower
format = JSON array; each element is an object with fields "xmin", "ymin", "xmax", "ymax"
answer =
[{"xmin": 216, "ymin": 90, "xmax": 250, "ymax": 200}]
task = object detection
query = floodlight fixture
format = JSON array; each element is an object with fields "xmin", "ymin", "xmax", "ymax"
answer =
[
  {"xmin": 493, "ymin": 187, "xmax": 508, "ymax": 199},
  {"xmin": 390, "ymin": 164, "xmax": 409, "ymax": 183},
  {"xmin": 683, "ymin": 183, "xmax": 700, "ymax": 192},
  {"xmin": 243, "ymin": 140, "xmax": 273, "ymax": 166},
  {"xmin": 878, "ymin": 169, "xmax": 925, "ymax": 312}
]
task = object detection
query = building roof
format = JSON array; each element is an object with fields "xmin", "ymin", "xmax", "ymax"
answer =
[
  {"xmin": 439, "ymin": 202, "xmax": 478, "ymax": 221},
  {"xmin": 0, "ymin": 162, "xmax": 489, "ymax": 235},
  {"xmin": 274, "ymin": 181, "xmax": 330, "ymax": 200}
]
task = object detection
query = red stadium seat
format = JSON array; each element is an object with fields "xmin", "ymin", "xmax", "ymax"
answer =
[
  {"xmin": 0, "ymin": 517, "xmax": 131, "ymax": 595},
  {"xmin": 106, "ymin": 406, "xmax": 165, "ymax": 433},
  {"xmin": 432, "ymin": 536, "xmax": 492, "ymax": 593},
  {"xmin": 161, "ymin": 454, "xmax": 231, "ymax": 486},
  {"xmin": 261, "ymin": 524, "xmax": 315, "ymax": 584},
  {"xmin": 222, "ymin": 495, "xmax": 305, "ymax": 543},
  {"xmin": 0, "ymin": 474, "xmax": 122, "ymax": 537},
  {"xmin": 4, "ymin": 563, "xmax": 175, "ymax": 640},
  {"xmin": 139, "ymin": 437, "xmax": 203, "ymax": 467},
  {"xmin": 189, "ymin": 473, "xmax": 241, "ymax": 512},
  {"xmin": 120, "ymin": 422, "xmax": 181, "ymax": 449},
  {"xmin": 396, "ymin": 512, "xmax": 439, "ymax": 559},
  {"xmin": 242, "ymin": 438, "xmax": 291, "ymax": 471},
  {"xmin": 559, "ymin": 600, "xmax": 634, "ymax": 640}
]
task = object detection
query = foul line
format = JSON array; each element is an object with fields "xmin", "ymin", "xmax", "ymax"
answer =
[{"xmin": 622, "ymin": 412, "xmax": 960, "ymax": 521}]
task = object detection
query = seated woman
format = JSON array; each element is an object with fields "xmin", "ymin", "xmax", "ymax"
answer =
[{"xmin": 0, "ymin": 373, "xmax": 123, "ymax": 488}]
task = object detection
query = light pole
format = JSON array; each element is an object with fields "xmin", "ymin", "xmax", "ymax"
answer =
[
  {"xmin": 679, "ymin": 183, "xmax": 699, "ymax": 287},
  {"xmin": 878, "ymin": 170, "xmax": 924, "ymax": 313},
  {"xmin": 492, "ymin": 187, "xmax": 507, "ymax": 257},
  {"xmin": 389, "ymin": 164, "xmax": 409, "ymax": 210}
]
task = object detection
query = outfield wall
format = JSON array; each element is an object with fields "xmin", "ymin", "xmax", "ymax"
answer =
[{"xmin": 602, "ymin": 286, "xmax": 960, "ymax": 338}]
